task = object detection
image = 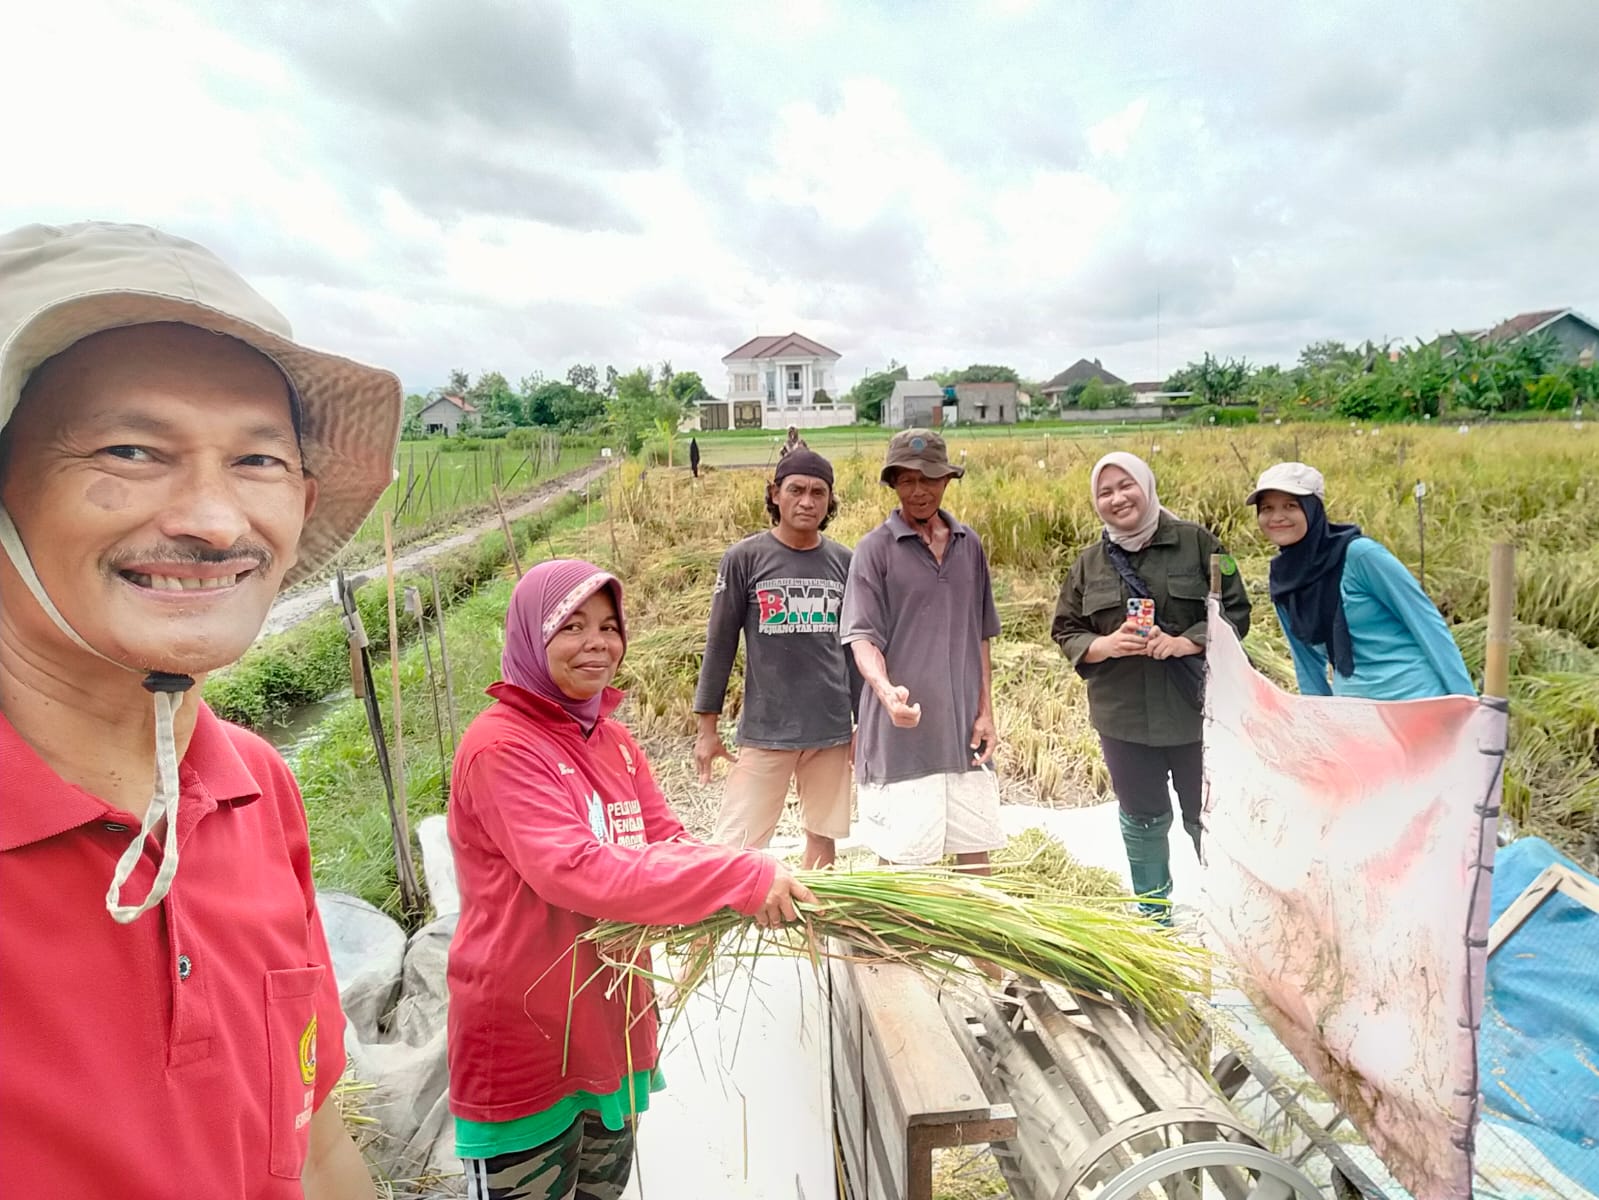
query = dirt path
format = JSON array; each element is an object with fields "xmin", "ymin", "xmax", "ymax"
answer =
[{"xmin": 261, "ymin": 462, "xmax": 613, "ymax": 638}]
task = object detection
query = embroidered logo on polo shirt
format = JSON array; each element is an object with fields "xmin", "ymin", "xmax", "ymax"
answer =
[
  {"xmin": 298, "ymin": 1016, "xmax": 318, "ymax": 1086},
  {"xmin": 618, "ymin": 742, "xmax": 636, "ymax": 775},
  {"xmin": 558, "ymin": 762, "xmax": 577, "ymax": 775}
]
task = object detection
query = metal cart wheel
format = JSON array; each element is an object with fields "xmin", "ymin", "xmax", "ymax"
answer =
[{"xmin": 1096, "ymin": 1140, "xmax": 1324, "ymax": 1200}]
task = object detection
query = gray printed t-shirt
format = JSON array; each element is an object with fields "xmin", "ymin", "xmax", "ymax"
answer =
[
  {"xmin": 840, "ymin": 509, "xmax": 1001, "ymax": 786},
  {"xmin": 692, "ymin": 532, "xmax": 859, "ymax": 749}
]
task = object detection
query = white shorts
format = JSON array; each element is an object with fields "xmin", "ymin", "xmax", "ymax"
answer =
[{"xmin": 854, "ymin": 769, "xmax": 1006, "ymax": 865}]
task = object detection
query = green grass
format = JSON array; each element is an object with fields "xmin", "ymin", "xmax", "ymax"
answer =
[
  {"xmin": 346, "ymin": 439, "xmax": 596, "ymax": 554},
  {"xmin": 686, "ymin": 421, "xmax": 1188, "ymax": 467},
  {"xmin": 204, "ymin": 495, "xmax": 583, "ymax": 730}
]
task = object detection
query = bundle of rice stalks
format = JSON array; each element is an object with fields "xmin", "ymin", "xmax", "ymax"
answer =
[
  {"xmin": 991, "ymin": 827, "xmax": 1125, "ymax": 898},
  {"xmin": 584, "ymin": 864, "xmax": 1208, "ymax": 1026}
]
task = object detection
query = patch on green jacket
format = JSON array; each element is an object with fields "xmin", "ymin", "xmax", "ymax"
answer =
[{"xmin": 1217, "ymin": 554, "xmax": 1238, "ymax": 577}]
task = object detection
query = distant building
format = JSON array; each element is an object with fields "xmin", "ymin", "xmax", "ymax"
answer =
[
  {"xmin": 884, "ymin": 379, "xmax": 947, "ymax": 428},
  {"xmin": 953, "ymin": 381, "xmax": 1019, "ymax": 425},
  {"xmin": 417, "ymin": 393, "xmax": 478, "ymax": 436},
  {"xmin": 1129, "ymin": 381, "xmax": 1194, "ymax": 406},
  {"xmin": 1476, "ymin": 309, "xmax": 1599, "ymax": 365},
  {"xmin": 722, "ymin": 332, "xmax": 851, "ymax": 429},
  {"xmin": 1040, "ymin": 358, "xmax": 1125, "ymax": 404},
  {"xmin": 1434, "ymin": 308, "xmax": 1599, "ymax": 365}
]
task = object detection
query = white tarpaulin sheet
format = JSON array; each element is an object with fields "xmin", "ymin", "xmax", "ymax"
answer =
[{"xmin": 1201, "ymin": 597, "xmax": 1503, "ymax": 1200}]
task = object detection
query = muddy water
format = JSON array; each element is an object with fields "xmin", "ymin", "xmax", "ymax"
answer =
[{"xmin": 261, "ymin": 691, "xmax": 349, "ymax": 765}]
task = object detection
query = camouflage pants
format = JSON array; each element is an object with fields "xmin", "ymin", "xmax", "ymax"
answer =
[{"xmin": 463, "ymin": 1113, "xmax": 635, "ymax": 1200}]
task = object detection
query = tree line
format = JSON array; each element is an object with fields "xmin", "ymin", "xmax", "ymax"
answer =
[
  {"xmin": 405, "ymin": 362, "xmax": 711, "ymax": 453},
  {"xmin": 840, "ymin": 337, "xmax": 1594, "ymax": 426}
]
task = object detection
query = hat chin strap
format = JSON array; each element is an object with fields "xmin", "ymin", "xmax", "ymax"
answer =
[{"xmin": 0, "ymin": 504, "xmax": 192, "ymax": 924}]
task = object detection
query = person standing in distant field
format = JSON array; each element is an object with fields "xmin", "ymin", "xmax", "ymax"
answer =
[
  {"xmin": 1248, "ymin": 461, "xmax": 1474, "ymax": 700},
  {"xmin": 841, "ymin": 430, "xmax": 1005, "ymax": 870},
  {"xmin": 779, "ymin": 425, "xmax": 806, "ymax": 459},
  {"xmin": 693, "ymin": 450, "xmax": 860, "ymax": 868},
  {"xmin": 689, "ymin": 436, "xmax": 701, "ymax": 478}
]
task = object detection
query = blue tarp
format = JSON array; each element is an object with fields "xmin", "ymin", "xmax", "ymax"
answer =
[{"xmin": 1479, "ymin": 837, "xmax": 1599, "ymax": 1193}]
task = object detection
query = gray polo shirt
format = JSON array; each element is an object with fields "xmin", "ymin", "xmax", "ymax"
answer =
[
  {"xmin": 692, "ymin": 532, "xmax": 859, "ymax": 749},
  {"xmin": 840, "ymin": 509, "xmax": 1001, "ymax": 787}
]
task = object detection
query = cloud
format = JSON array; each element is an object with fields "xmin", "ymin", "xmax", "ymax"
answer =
[{"xmin": 2, "ymin": 0, "xmax": 1595, "ymax": 395}]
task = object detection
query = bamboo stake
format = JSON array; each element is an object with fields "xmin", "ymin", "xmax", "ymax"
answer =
[
  {"xmin": 429, "ymin": 567, "xmax": 458, "ymax": 753},
  {"xmin": 491, "ymin": 486, "xmax": 524, "ymax": 577},
  {"xmin": 382, "ymin": 514, "xmax": 424, "ymax": 914},
  {"xmin": 1484, "ymin": 543, "xmax": 1515, "ymax": 700},
  {"xmin": 1414, "ymin": 481, "xmax": 1428, "ymax": 591},
  {"xmin": 606, "ymin": 472, "xmax": 619, "ymax": 564},
  {"xmin": 406, "ymin": 586, "xmax": 449, "ymax": 780}
]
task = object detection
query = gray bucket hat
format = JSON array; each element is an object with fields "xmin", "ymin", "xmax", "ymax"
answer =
[{"xmin": 880, "ymin": 427, "xmax": 965, "ymax": 485}]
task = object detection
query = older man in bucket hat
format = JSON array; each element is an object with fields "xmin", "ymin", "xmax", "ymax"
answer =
[
  {"xmin": 840, "ymin": 429, "xmax": 1004, "ymax": 870},
  {"xmin": 0, "ymin": 222, "xmax": 400, "ymax": 1197}
]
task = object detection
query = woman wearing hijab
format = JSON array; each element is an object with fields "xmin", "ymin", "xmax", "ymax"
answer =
[
  {"xmin": 1051, "ymin": 453, "xmax": 1252, "ymax": 922},
  {"xmin": 447, "ymin": 558, "xmax": 814, "ymax": 1199},
  {"xmin": 1248, "ymin": 462, "xmax": 1474, "ymax": 700}
]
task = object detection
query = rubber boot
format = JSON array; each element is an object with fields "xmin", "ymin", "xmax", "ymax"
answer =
[{"xmin": 1119, "ymin": 810, "xmax": 1174, "ymax": 925}]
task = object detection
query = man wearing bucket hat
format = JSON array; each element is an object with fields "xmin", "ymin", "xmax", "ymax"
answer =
[
  {"xmin": 840, "ymin": 429, "xmax": 1005, "ymax": 868},
  {"xmin": 0, "ymin": 222, "xmax": 399, "ymax": 1197}
]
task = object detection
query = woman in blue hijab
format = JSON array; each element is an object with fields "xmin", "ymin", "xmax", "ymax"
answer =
[{"xmin": 1248, "ymin": 462, "xmax": 1475, "ymax": 700}]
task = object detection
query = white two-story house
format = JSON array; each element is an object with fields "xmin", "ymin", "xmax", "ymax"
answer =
[{"xmin": 721, "ymin": 332, "xmax": 852, "ymax": 430}]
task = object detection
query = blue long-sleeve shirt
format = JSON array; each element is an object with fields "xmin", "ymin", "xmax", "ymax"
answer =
[{"xmin": 1277, "ymin": 537, "xmax": 1476, "ymax": 701}]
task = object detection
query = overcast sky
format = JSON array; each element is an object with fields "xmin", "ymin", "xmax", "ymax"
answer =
[{"xmin": 6, "ymin": 0, "xmax": 1597, "ymax": 394}]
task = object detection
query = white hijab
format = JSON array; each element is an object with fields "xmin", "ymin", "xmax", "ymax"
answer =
[{"xmin": 1090, "ymin": 451, "xmax": 1172, "ymax": 553}]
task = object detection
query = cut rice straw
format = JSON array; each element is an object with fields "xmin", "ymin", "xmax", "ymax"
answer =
[{"xmin": 583, "ymin": 863, "xmax": 1208, "ymax": 1027}]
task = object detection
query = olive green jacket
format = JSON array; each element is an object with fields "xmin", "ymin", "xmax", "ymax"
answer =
[{"xmin": 1050, "ymin": 514, "xmax": 1252, "ymax": 747}]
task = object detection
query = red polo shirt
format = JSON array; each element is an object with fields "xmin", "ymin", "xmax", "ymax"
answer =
[{"xmin": 0, "ymin": 704, "xmax": 348, "ymax": 1197}]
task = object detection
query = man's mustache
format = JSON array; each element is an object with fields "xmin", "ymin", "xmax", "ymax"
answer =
[{"xmin": 107, "ymin": 542, "xmax": 275, "ymax": 571}]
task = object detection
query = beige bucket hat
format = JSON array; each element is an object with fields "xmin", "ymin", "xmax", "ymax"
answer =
[{"xmin": 0, "ymin": 221, "xmax": 402, "ymax": 586}]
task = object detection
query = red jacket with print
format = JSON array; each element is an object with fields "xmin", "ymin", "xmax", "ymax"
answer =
[{"xmin": 446, "ymin": 682, "xmax": 777, "ymax": 1123}]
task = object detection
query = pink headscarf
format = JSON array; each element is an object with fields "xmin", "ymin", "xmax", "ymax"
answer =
[{"xmin": 502, "ymin": 558, "xmax": 627, "ymax": 730}]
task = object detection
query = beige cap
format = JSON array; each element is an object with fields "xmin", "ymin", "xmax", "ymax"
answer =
[
  {"xmin": 1246, "ymin": 461, "xmax": 1326, "ymax": 506},
  {"xmin": 0, "ymin": 221, "xmax": 402, "ymax": 586}
]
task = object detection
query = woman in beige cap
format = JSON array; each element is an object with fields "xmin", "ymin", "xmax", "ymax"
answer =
[{"xmin": 1248, "ymin": 461, "xmax": 1474, "ymax": 701}]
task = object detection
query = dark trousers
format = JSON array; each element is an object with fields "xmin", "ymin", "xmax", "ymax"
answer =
[{"xmin": 1098, "ymin": 736, "xmax": 1204, "ymax": 922}]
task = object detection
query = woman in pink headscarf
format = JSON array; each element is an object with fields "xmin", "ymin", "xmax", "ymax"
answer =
[{"xmin": 446, "ymin": 559, "xmax": 813, "ymax": 1199}]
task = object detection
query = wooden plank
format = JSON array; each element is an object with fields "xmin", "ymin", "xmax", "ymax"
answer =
[
  {"xmin": 863, "ymin": 1013, "xmax": 909, "ymax": 1199},
  {"xmin": 851, "ymin": 960, "xmax": 996, "ymax": 1126},
  {"xmin": 1488, "ymin": 863, "xmax": 1599, "ymax": 955},
  {"xmin": 828, "ymin": 955, "xmax": 867, "ymax": 1200}
]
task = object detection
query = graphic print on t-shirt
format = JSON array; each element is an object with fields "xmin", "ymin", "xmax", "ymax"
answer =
[{"xmin": 753, "ymin": 575, "xmax": 844, "ymax": 634}]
